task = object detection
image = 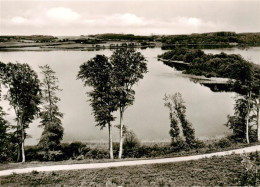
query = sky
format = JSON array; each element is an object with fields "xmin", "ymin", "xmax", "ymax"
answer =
[{"xmin": 0, "ymin": 0, "xmax": 259, "ymax": 36}]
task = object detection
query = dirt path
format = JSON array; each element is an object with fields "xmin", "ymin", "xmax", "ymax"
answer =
[{"xmin": 0, "ymin": 145, "xmax": 259, "ymax": 177}]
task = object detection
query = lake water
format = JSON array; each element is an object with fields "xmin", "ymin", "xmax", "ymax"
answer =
[
  {"xmin": 203, "ymin": 47, "xmax": 260, "ymax": 65},
  {"xmin": 0, "ymin": 47, "xmax": 259, "ymax": 145}
]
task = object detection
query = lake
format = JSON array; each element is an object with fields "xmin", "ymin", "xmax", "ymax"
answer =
[
  {"xmin": 0, "ymin": 47, "xmax": 259, "ymax": 145},
  {"xmin": 204, "ymin": 47, "xmax": 260, "ymax": 65}
]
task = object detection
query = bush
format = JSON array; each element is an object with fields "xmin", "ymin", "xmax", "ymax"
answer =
[
  {"xmin": 38, "ymin": 150, "xmax": 63, "ymax": 161},
  {"xmin": 61, "ymin": 142, "xmax": 89, "ymax": 160},
  {"xmin": 85, "ymin": 148, "xmax": 109, "ymax": 159},
  {"xmin": 214, "ymin": 138, "xmax": 232, "ymax": 149},
  {"xmin": 239, "ymin": 152, "xmax": 260, "ymax": 186},
  {"xmin": 123, "ymin": 130, "xmax": 141, "ymax": 158},
  {"xmin": 193, "ymin": 139, "xmax": 206, "ymax": 149},
  {"xmin": 171, "ymin": 138, "xmax": 188, "ymax": 152},
  {"xmin": 124, "ymin": 145, "xmax": 172, "ymax": 158},
  {"xmin": 25, "ymin": 146, "xmax": 42, "ymax": 161},
  {"xmin": 124, "ymin": 130, "xmax": 140, "ymax": 150}
]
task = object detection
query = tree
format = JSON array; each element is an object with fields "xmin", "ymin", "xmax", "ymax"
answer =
[
  {"xmin": 163, "ymin": 94, "xmax": 181, "ymax": 144},
  {"xmin": 228, "ymin": 61, "xmax": 259, "ymax": 144},
  {"xmin": 110, "ymin": 48, "xmax": 148, "ymax": 159},
  {"xmin": 0, "ymin": 84, "xmax": 10, "ymax": 162},
  {"xmin": 38, "ymin": 65, "xmax": 64, "ymax": 159},
  {"xmin": 0, "ymin": 106, "xmax": 10, "ymax": 162},
  {"xmin": 254, "ymin": 92, "xmax": 260, "ymax": 142},
  {"xmin": 252, "ymin": 66, "xmax": 260, "ymax": 141},
  {"xmin": 78, "ymin": 55, "xmax": 118, "ymax": 159},
  {"xmin": 0, "ymin": 62, "xmax": 41, "ymax": 162},
  {"xmin": 164, "ymin": 93, "xmax": 196, "ymax": 148},
  {"xmin": 225, "ymin": 95, "xmax": 257, "ymax": 143}
]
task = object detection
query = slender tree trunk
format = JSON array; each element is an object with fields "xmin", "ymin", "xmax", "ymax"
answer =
[
  {"xmin": 246, "ymin": 91, "xmax": 251, "ymax": 144},
  {"xmin": 246, "ymin": 117, "xmax": 249, "ymax": 144},
  {"xmin": 15, "ymin": 109, "xmax": 21, "ymax": 162},
  {"xmin": 257, "ymin": 98, "xmax": 260, "ymax": 142},
  {"xmin": 48, "ymin": 83, "xmax": 53, "ymax": 122},
  {"xmin": 21, "ymin": 121, "xmax": 25, "ymax": 163},
  {"xmin": 17, "ymin": 143, "xmax": 21, "ymax": 162},
  {"xmin": 17, "ymin": 119, "xmax": 22, "ymax": 162},
  {"xmin": 16, "ymin": 125, "xmax": 21, "ymax": 162},
  {"xmin": 108, "ymin": 123, "xmax": 114, "ymax": 159},
  {"xmin": 118, "ymin": 108, "xmax": 124, "ymax": 159}
]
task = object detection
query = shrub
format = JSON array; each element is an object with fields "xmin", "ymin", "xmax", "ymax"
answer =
[
  {"xmin": 25, "ymin": 146, "xmax": 41, "ymax": 161},
  {"xmin": 124, "ymin": 130, "xmax": 140, "ymax": 150},
  {"xmin": 193, "ymin": 139, "xmax": 206, "ymax": 149},
  {"xmin": 214, "ymin": 138, "xmax": 232, "ymax": 148},
  {"xmin": 85, "ymin": 148, "xmax": 109, "ymax": 159},
  {"xmin": 239, "ymin": 152, "xmax": 260, "ymax": 186},
  {"xmin": 61, "ymin": 142, "xmax": 88, "ymax": 160},
  {"xmin": 38, "ymin": 150, "xmax": 63, "ymax": 161},
  {"xmin": 123, "ymin": 130, "xmax": 141, "ymax": 158},
  {"xmin": 171, "ymin": 138, "xmax": 187, "ymax": 152}
]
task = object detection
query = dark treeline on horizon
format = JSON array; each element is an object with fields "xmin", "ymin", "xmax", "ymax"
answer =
[{"xmin": 1, "ymin": 32, "xmax": 260, "ymax": 47}]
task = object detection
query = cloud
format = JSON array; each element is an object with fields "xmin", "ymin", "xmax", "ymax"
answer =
[
  {"xmin": 185, "ymin": 17, "xmax": 201, "ymax": 26},
  {"xmin": 1, "ymin": 10, "xmax": 233, "ymax": 35},
  {"xmin": 46, "ymin": 7, "xmax": 80, "ymax": 22},
  {"xmin": 11, "ymin": 16, "xmax": 27, "ymax": 24},
  {"xmin": 82, "ymin": 13, "xmax": 146, "ymax": 27},
  {"xmin": 111, "ymin": 13, "xmax": 145, "ymax": 25}
]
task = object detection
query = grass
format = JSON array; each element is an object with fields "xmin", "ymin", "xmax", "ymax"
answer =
[
  {"xmin": 1, "ymin": 153, "xmax": 258, "ymax": 186},
  {"xmin": 0, "ymin": 140, "xmax": 259, "ymax": 171},
  {"xmin": 0, "ymin": 158, "xmax": 139, "ymax": 171}
]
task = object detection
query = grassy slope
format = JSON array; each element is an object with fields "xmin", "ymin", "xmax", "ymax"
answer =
[{"xmin": 1, "ymin": 153, "xmax": 257, "ymax": 186}]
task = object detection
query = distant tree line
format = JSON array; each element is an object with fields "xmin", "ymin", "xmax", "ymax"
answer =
[
  {"xmin": 161, "ymin": 32, "xmax": 260, "ymax": 49},
  {"xmin": 73, "ymin": 39, "xmax": 104, "ymax": 44},
  {"xmin": 0, "ymin": 35, "xmax": 57, "ymax": 43},
  {"xmin": 90, "ymin": 34, "xmax": 156, "ymax": 41}
]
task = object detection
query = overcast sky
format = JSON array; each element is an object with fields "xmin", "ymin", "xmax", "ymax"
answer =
[{"xmin": 0, "ymin": 0, "xmax": 259, "ymax": 36}]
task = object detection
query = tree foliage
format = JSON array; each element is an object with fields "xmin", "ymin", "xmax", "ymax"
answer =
[
  {"xmin": 38, "ymin": 65, "xmax": 64, "ymax": 156},
  {"xmin": 161, "ymin": 32, "xmax": 260, "ymax": 47},
  {"xmin": 164, "ymin": 93, "xmax": 196, "ymax": 148},
  {"xmin": 164, "ymin": 94, "xmax": 180, "ymax": 144},
  {"xmin": 78, "ymin": 55, "xmax": 118, "ymax": 159},
  {"xmin": 110, "ymin": 48, "xmax": 148, "ymax": 159},
  {"xmin": 110, "ymin": 48, "xmax": 148, "ymax": 111},
  {"xmin": 78, "ymin": 55, "xmax": 118, "ymax": 129},
  {"xmin": 0, "ymin": 87, "xmax": 11, "ymax": 162},
  {"xmin": 0, "ymin": 62, "xmax": 41, "ymax": 162},
  {"xmin": 226, "ymin": 69, "xmax": 259, "ymax": 143},
  {"xmin": 226, "ymin": 58, "xmax": 259, "ymax": 143},
  {"xmin": 226, "ymin": 97, "xmax": 249, "ymax": 142},
  {"xmin": 159, "ymin": 48, "xmax": 255, "ymax": 83}
]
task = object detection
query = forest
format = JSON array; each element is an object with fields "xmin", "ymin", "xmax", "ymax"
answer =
[{"xmin": 160, "ymin": 32, "xmax": 260, "ymax": 49}]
